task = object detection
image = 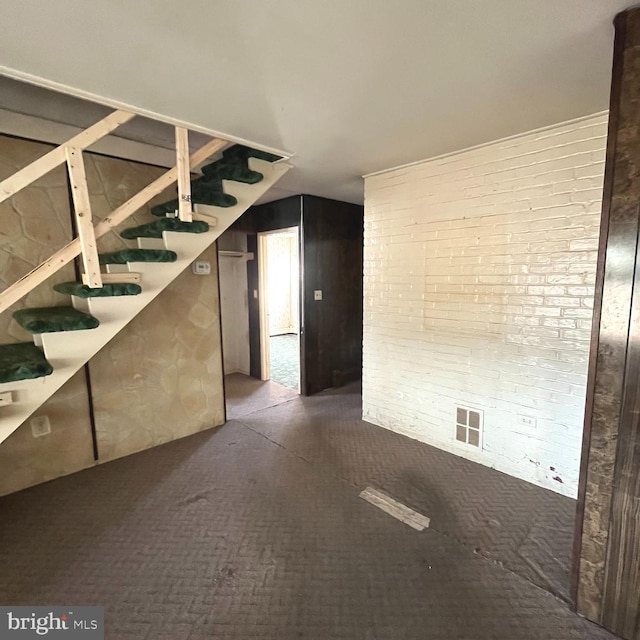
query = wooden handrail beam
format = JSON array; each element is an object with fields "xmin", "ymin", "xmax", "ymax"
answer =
[
  {"xmin": 0, "ymin": 110, "xmax": 135, "ymax": 204},
  {"xmin": 0, "ymin": 137, "xmax": 229, "ymax": 315}
]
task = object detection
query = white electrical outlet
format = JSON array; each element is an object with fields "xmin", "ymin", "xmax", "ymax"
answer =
[
  {"xmin": 30, "ymin": 415, "xmax": 51, "ymax": 438},
  {"xmin": 314, "ymin": 290, "xmax": 323, "ymax": 301}
]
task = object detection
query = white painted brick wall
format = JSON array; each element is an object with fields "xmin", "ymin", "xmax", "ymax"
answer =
[{"xmin": 363, "ymin": 113, "xmax": 608, "ymax": 497}]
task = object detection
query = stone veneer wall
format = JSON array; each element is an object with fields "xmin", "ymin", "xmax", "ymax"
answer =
[
  {"xmin": 0, "ymin": 137, "xmax": 225, "ymax": 495},
  {"xmin": 85, "ymin": 153, "xmax": 225, "ymax": 462},
  {"xmin": 0, "ymin": 136, "xmax": 94, "ymax": 495},
  {"xmin": 89, "ymin": 244, "xmax": 224, "ymax": 461}
]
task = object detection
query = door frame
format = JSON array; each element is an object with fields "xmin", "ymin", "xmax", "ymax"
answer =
[{"xmin": 257, "ymin": 226, "xmax": 300, "ymax": 386}]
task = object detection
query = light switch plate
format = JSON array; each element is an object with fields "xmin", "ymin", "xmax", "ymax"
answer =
[
  {"xmin": 31, "ymin": 415, "xmax": 51, "ymax": 438},
  {"xmin": 0, "ymin": 391, "xmax": 13, "ymax": 407},
  {"xmin": 192, "ymin": 261, "xmax": 211, "ymax": 275},
  {"xmin": 314, "ymin": 290, "xmax": 323, "ymax": 301}
]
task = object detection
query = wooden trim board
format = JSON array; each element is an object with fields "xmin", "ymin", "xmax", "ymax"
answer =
[
  {"xmin": 359, "ymin": 487, "xmax": 430, "ymax": 531},
  {"xmin": 0, "ymin": 109, "xmax": 134, "ymax": 203}
]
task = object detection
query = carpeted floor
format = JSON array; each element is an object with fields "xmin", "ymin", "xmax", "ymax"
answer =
[
  {"xmin": 269, "ymin": 333, "xmax": 299, "ymax": 390},
  {"xmin": 225, "ymin": 373, "xmax": 298, "ymax": 420},
  {"xmin": 0, "ymin": 381, "xmax": 616, "ymax": 640}
]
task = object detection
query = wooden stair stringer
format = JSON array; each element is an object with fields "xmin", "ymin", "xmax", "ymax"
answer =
[{"xmin": 0, "ymin": 159, "xmax": 292, "ymax": 445}]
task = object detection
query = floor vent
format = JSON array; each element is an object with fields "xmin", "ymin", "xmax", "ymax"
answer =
[{"xmin": 456, "ymin": 406, "xmax": 482, "ymax": 448}]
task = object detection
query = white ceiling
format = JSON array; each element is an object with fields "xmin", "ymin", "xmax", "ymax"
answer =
[{"xmin": 0, "ymin": 0, "xmax": 630, "ymax": 204}]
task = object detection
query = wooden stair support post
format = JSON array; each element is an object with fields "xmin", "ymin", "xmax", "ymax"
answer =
[
  {"xmin": 175, "ymin": 127, "xmax": 193, "ymax": 222},
  {"xmin": 0, "ymin": 136, "xmax": 229, "ymax": 315},
  {"xmin": 0, "ymin": 110, "xmax": 135, "ymax": 204},
  {"xmin": 66, "ymin": 147, "xmax": 102, "ymax": 288}
]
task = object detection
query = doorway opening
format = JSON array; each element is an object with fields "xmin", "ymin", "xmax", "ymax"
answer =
[
  {"xmin": 218, "ymin": 228, "xmax": 299, "ymax": 422},
  {"xmin": 258, "ymin": 227, "xmax": 301, "ymax": 392}
]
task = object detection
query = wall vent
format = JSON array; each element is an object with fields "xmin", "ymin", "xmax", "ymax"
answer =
[{"xmin": 455, "ymin": 407, "xmax": 482, "ymax": 448}]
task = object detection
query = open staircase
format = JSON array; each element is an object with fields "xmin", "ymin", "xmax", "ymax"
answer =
[{"xmin": 0, "ymin": 112, "xmax": 291, "ymax": 445}]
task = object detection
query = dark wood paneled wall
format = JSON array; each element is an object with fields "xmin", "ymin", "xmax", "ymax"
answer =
[
  {"xmin": 236, "ymin": 195, "xmax": 303, "ymax": 234},
  {"xmin": 233, "ymin": 195, "xmax": 363, "ymax": 395},
  {"xmin": 246, "ymin": 232, "xmax": 261, "ymax": 379},
  {"xmin": 574, "ymin": 8, "xmax": 640, "ymax": 639},
  {"xmin": 302, "ymin": 196, "xmax": 363, "ymax": 395}
]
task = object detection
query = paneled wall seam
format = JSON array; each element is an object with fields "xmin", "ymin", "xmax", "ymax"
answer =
[{"xmin": 66, "ymin": 168, "xmax": 100, "ymax": 461}]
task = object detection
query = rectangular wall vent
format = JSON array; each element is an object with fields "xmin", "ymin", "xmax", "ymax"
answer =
[{"xmin": 456, "ymin": 406, "xmax": 483, "ymax": 448}]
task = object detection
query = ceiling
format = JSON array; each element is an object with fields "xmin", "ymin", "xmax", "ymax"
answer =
[{"xmin": 0, "ymin": 0, "xmax": 630, "ymax": 205}]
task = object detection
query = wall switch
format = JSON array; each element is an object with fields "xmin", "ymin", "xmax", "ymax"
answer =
[
  {"xmin": 31, "ymin": 415, "xmax": 51, "ymax": 438},
  {"xmin": 314, "ymin": 290, "xmax": 323, "ymax": 301},
  {"xmin": 0, "ymin": 391, "xmax": 13, "ymax": 407},
  {"xmin": 253, "ymin": 289, "xmax": 258, "ymax": 299},
  {"xmin": 192, "ymin": 261, "xmax": 211, "ymax": 275}
]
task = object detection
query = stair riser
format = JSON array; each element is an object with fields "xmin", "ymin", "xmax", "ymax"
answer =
[
  {"xmin": 105, "ymin": 264, "xmax": 131, "ymax": 274},
  {"xmin": 137, "ymin": 238, "xmax": 167, "ymax": 250}
]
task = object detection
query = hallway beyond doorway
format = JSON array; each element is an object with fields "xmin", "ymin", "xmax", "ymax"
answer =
[
  {"xmin": 269, "ymin": 333, "xmax": 299, "ymax": 390},
  {"xmin": 258, "ymin": 227, "xmax": 300, "ymax": 391}
]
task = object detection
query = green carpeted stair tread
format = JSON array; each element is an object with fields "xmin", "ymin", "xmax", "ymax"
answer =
[
  {"xmin": 13, "ymin": 306, "xmax": 99, "ymax": 334},
  {"xmin": 222, "ymin": 144, "xmax": 282, "ymax": 164},
  {"xmin": 53, "ymin": 282, "xmax": 142, "ymax": 298},
  {"xmin": 98, "ymin": 249, "xmax": 177, "ymax": 265},
  {"xmin": 200, "ymin": 160, "xmax": 264, "ymax": 183},
  {"xmin": 121, "ymin": 218, "xmax": 209, "ymax": 239},
  {"xmin": 151, "ymin": 191, "xmax": 237, "ymax": 217},
  {"xmin": 0, "ymin": 342, "xmax": 53, "ymax": 383},
  {"xmin": 151, "ymin": 144, "xmax": 280, "ymax": 217}
]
